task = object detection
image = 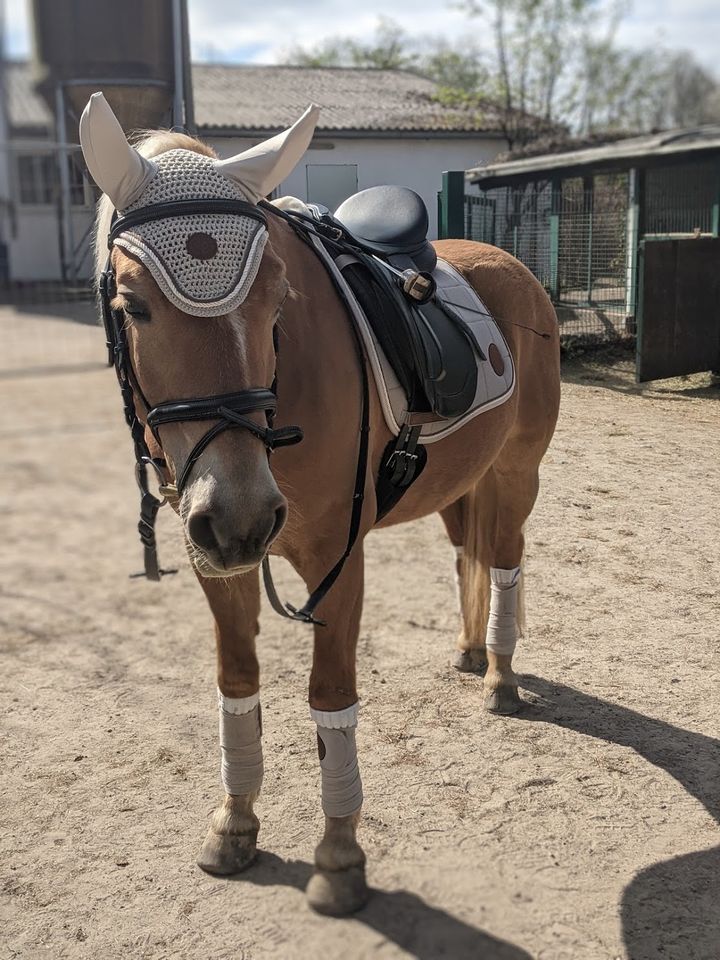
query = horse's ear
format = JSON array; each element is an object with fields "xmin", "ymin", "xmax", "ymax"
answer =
[
  {"xmin": 215, "ymin": 104, "xmax": 320, "ymax": 202},
  {"xmin": 79, "ymin": 92, "xmax": 155, "ymax": 210}
]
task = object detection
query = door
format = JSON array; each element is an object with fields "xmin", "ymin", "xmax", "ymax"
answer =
[
  {"xmin": 306, "ymin": 164, "xmax": 358, "ymax": 213},
  {"xmin": 636, "ymin": 237, "xmax": 720, "ymax": 381}
]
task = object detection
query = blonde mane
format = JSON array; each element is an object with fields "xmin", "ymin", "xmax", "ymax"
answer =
[{"xmin": 92, "ymin": 130, "xmax": 217, "ymax": 282}]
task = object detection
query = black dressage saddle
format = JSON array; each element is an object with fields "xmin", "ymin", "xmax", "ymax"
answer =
[
  {"xmin": 334, "ymin": 185, "xmax": 438, "ymax": 274},
  {"xmin": 330, "ymin": 185, "xmax": 479, "ymax": 420}
]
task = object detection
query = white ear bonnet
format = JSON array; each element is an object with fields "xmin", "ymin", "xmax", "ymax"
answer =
[{"xmin": 79, "ymin": 93, "xmax": 319, "ymax": 317}]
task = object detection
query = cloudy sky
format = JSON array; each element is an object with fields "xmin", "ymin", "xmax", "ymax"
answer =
[{"xmin": 3, "ymin": 0, "xmax": 718, "ymax": 72}]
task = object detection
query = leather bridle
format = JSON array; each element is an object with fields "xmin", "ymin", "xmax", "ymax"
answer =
[
  {"xmin": 101, "ymin": 196, "xmax": 370, "ymax": 627},
  {"xmin": 100, "ymin": 198, "xmax": 303, "ymax": 575}
]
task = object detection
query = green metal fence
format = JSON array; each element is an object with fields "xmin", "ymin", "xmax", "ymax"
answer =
[{"xmin": 453, "ymin": 157, "xmax": 720, "ymax": 345}]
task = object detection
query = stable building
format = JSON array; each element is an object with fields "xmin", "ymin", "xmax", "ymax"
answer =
[{"xmin": 1, "ymin": 61, "xmax": 509, "ymax": 283}]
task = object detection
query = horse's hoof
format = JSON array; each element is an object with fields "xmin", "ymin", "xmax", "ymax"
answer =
[
  {"xmin": 196, "ymin": 828, "xmax": 258, "ymax": 876},
  {"xmin": 485, "ymin": 685, "xmax": 522, "ymax": 715},
  {"xmin": 452, "ymin": 648, "xmax": 488, "ymax": 674},
  {"xmin": 306, "ymin": 866, "xmax": 370, "ymax": 916}
]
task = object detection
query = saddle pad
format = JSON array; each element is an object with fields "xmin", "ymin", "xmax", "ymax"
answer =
[{"xmin": 308, "ymin": 235, "xmax": 515, "ymax": 444}]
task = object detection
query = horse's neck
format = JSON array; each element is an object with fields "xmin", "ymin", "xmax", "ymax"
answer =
[{"xmin": 269, "ymin": 217, "xmax": 362, "ymax": 430}]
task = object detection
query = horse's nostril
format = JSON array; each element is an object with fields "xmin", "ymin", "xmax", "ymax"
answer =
[
  {"xmin": 267, "ymin": 503, "xmax": 287, "ymax": 546},
  {"xmin": 187, "ymin": 511, "xmax": 219, "ymax": 554}
]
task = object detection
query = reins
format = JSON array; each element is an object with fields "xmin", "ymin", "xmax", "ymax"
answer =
[{"xmin": 100, "ymin": 197, "xmax": 371, "ymax": 626}]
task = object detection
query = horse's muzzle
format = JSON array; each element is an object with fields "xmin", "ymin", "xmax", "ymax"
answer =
[{"xmin": 187, "ymin": 497, "xmax": 287, "ymax": 573}]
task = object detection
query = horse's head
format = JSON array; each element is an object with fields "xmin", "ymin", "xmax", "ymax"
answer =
[{"xmin": 81, "ymin": 94, "xmax": 318, "ymax": 577}]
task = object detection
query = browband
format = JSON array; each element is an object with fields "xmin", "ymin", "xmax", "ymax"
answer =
[{"xmin": 108, "ymin": 199, "xmax": 268, "ymax": 247}]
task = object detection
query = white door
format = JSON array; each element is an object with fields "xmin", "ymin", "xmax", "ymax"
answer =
[{"xmin": 306, "ymin": 164, "xmax": 358, "ymax": 212}]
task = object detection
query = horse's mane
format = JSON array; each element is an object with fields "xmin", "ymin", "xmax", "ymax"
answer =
[{"xmin": 92, "ymin": 130, "xmax": 217, "ymax": 282}]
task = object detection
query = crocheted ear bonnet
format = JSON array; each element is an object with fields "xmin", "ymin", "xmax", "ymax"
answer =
[{"xmin": 79, "ymin": 93, "xmax": 320, "ymax": 317}]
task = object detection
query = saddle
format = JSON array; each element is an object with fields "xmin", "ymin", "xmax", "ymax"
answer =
[
  {"xmin": 329, "ymin": 186, "xmax": 479, "ymax": 421},
  {"xmin": 295, "ymin": 185, "xmax": 513, "ymax": 520}
]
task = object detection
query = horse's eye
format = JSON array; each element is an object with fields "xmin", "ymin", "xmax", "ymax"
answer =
[{"xmin": 124, "ymin": 304, "xmax": 151, "ymax": 323}]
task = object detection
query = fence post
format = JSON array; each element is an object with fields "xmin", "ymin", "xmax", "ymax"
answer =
[
  {"xmin": 625, "ymin": 167, "xmax": 645, "ymax": 325},
  {"xmin": 439, "ymin": 171, "xmax": 465, "ymax": 239},
  {"xmin": 549, "ymin": 177, "xmax": 561, "ymax": 300}
]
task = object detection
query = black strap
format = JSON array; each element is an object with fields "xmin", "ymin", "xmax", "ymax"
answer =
[
  {"xmin": 108, "ymin": 199, "xmax": 267, "ymax": 247},
  {"xmin": 259, "ymin": 203, "xmax": 372, "ymax": 627},
  {"xmin": 147, "ymin": 388, "xmax": 277, "ymax": 428}
]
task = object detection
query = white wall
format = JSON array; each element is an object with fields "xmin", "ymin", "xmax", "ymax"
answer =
[
  {"xmin": 210, "ymin": 134, "xmax": 506, "ymax": 238},
  {"xmin": 8, "ymin": 205, "xmax": 94, "ymax": 281}
]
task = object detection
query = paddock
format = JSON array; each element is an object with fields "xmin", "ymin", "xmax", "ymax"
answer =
[{"xmin": 1, "ymin": 303, "xmax": 718, "ymax": 959}]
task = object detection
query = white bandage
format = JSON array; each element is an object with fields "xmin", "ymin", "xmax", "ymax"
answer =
[
  {"xmin": 311, "ymin": 703, "xmax": 363, "ymax": 818},
  {"xmin": 218, "ymin": 690, "xmax": 263, "ymax": 797},
  {"xmin": 485, "ymin": 566, "xmax": 521, "ymax": 656}
]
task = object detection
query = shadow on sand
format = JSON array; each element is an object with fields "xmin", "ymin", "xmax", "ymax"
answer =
[
  {"xmin": 518, "ymin": 675, "xmax": 719, "ymax": 960},
  {"xmin": 228, "ymin": 852, "xmax": 531, "ymax": 959}
]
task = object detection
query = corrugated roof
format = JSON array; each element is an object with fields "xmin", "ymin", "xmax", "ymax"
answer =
[
  {"xmin": 192, "ymin": 64, "xmax": 502, "ymax": 134},
  {"xmin": 2, "ymin": 60, "xmax": 505, "ymax": 137},
  {"xmin": 468, "ymin": 126, "xmax": 720, "ymax": 186}
]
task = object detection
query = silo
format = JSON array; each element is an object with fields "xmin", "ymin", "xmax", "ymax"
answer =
[
  {"xmin": 27, "ymin": 0, "xmax": 193, "ymax": 282},
  {"xmin": 30, "ymin": 0, "xmax": 193, "ymax": 133}
]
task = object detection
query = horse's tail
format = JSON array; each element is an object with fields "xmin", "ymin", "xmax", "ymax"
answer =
[{"xmin": 460, "ymin": 469, "xmax": 526, "ymax": 644}]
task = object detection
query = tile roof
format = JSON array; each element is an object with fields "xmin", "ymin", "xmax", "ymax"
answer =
[
  {"xmin": 192, "ymin": 64, "xmax": 502, "ymax": 135},
  {"xmin": 2, "ymin": 60, "xmax": 503, "ymax": 137}
]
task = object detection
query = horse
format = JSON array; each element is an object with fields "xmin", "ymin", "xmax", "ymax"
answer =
[{"xmin": 80, "ymin": 93, "xmax": 560, "ymax": 916}]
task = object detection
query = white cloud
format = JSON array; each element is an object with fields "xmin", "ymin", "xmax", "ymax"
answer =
[{"xmin": 3, "ymin": 0, "xmax": 718, "ymax": 73}]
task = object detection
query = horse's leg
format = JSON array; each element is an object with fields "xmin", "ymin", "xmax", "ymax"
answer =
[
  {"xmin": 440, "ymin": 493, "xmax": 489, "ymax": 675},
  {"xmin": 449, "ymin": 462, "xmax": 539, "ymax": 715},
  {"xmin": 292, "ymin": 544, "xmax": 369, "ymax": 916},
  {"xmin": 195, "ymin": 568, "xmax": 264, "ymax": 875}
]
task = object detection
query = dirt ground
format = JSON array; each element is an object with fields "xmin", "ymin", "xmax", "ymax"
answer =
[{"xmin": 1, "ymin": 309, "xmax": 719, "ymax": 960}]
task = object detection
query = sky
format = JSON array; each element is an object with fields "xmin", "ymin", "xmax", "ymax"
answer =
[{"xmin": 3, "ymin": 0, "xmax": 719, "ymax": 74}]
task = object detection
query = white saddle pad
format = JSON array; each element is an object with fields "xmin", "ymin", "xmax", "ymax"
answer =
[{"xmin": 308, "ymin": 236, "xmax": 516, "ymax": 443}]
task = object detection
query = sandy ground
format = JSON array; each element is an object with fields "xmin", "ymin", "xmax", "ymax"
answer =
[{"xmin": 1, "ymin": 313, "xmax": 719, "ymax": 960}]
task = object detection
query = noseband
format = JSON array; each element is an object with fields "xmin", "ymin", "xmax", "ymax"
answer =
[{"xmin": 100, "ymin": 198, "xmax": 302, "ymax": 577}]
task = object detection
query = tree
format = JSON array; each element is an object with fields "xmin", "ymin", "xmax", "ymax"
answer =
[
  {"xmin": 283, "ymin": 17, "xmax": 418, "ymax": 71},
  {"xmin": 282, "ymin": 9, "xmax": 720, "ymax": 148}
]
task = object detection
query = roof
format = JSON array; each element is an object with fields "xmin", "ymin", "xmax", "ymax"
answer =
[
  {"xmin": 192, "ymin": 64, "xmax": 503, "ymax": 136},
  {"xmin": 468, "ymin": 126, "xmax": 720, "ymax": 187},
  {"xmin": 2, "ymin": 60, "xmax": 507, "ymax": 138},
  {"xmin": 3, "ymin": 61, "xmax": 54, "ymax": 133}
]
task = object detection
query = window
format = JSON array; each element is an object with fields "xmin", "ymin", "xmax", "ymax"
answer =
[
  {"xmin": 17, "ymin": 154, "xmax": 58, "ymax": 205},
  {"xmin": 16, "ymin": 153, "xmax": 91, "ymax": 207},
  {"xmin": 306, "ymin": 164, "xmax": 358, "ymax": 213}
]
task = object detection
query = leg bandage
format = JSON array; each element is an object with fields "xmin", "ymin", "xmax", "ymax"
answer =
[
  {"xmin": 486, "ymin": 566, "xmax": 521, "ymax": 656},
  {"xmin": 310, "ymin": 703, "xmax": 363, "ymax": 819},
  {"xmin": 218, "ymin": 690, "xmax": 263, "ymax": 797}
]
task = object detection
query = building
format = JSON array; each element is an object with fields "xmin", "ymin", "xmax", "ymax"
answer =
[{"xmin": 1, "ymin": 61, "xmax": 510, "ymax": 282}]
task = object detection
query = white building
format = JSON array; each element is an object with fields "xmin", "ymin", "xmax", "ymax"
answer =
[{"xmin": 1, "ymin": 62, "xmax": 509, "ymax": 282}]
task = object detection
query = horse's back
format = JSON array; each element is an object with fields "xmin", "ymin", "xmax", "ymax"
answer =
[{"xmin": 432, "ymin": 238, "xmax": 560, "ymax": 455}]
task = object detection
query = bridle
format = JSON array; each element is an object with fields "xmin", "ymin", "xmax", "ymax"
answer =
[
  {"xmin": 100, "ymin": 196, "xmax": 371, "ymax": 628},
  {"xmin": 100, "ymin": 199, "xmax": 303, "ymax": 579}
]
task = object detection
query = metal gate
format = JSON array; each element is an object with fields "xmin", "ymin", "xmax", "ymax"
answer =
[{"xmin": 636, "ymin": 237, "xmax": 720, "ymax": 381}]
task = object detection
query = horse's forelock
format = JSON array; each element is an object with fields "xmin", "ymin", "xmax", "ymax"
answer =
[{"xmin": 92, "ymin": 130, "xmax": 218, "ymax": 283}]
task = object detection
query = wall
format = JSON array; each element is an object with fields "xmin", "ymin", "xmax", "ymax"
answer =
[{"xmin": 209, "ymin": 134, "xmax": 506, "ymax": 238}]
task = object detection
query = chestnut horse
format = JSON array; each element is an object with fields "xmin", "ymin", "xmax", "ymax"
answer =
[{"xmin": 82, "ymin": 97, "xmax": 559, "ymax": 915}]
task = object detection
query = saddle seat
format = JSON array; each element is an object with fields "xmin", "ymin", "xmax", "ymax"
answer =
[{"xmin": 334, "ymin": 185, "xmax": 437, "ymax": 273}]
